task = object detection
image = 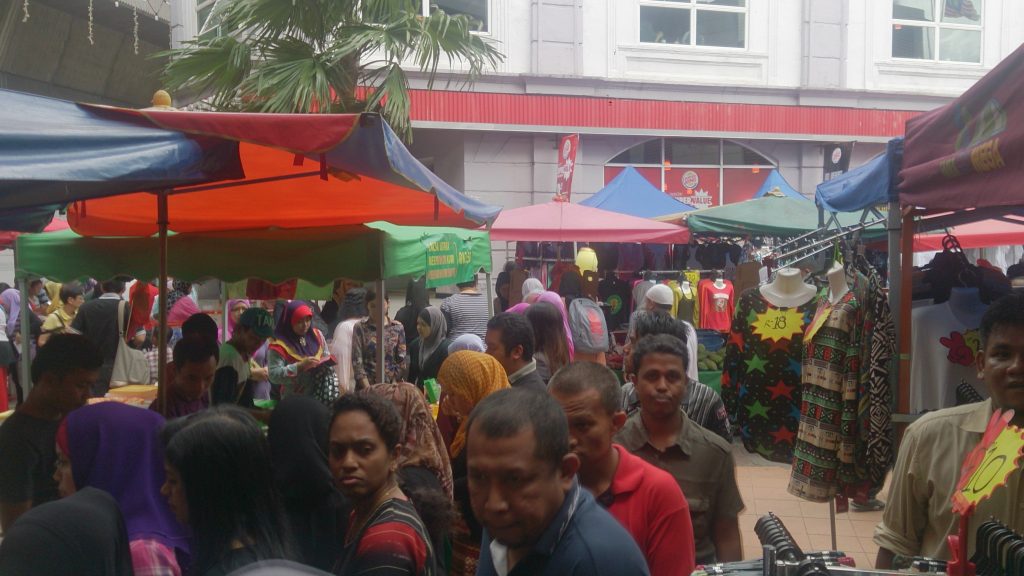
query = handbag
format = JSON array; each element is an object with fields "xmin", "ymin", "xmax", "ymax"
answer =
[
  {"xmin": 110, "ymin": 300, "xmax": 152, "ymax": 388},
  {"xmin": 310, "ymin": 362, "xmax": 340, "ymax": 406}
]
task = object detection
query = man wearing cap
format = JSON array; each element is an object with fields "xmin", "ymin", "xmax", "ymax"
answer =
[
  {"xmin": 211, "ymin": 307, "xmax": 275, "ymax": 410},
  {"xmin": 624, "ymin": 284, "xmax": 675, "ymax": 361}
]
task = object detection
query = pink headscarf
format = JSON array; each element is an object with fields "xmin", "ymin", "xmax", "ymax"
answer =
[
  {"xmin": 532, "ymin": 291, "xmax": 574, "ymax": 360},
  {"xmin": 506, "ymin": 303, "xmax": 530, "ymax": 315}
]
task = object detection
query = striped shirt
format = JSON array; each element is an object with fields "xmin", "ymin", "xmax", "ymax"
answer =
[
  {"xmin": 621, "ymin": 378, "xmax": 733, "ymax": 443},
  {"xmin": 440, "ymin": 292, "xmax": 491, "ymax": 341}
]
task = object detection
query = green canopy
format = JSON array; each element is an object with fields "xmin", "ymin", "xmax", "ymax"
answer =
[
  {"xmin": 685, "ymin": 196, "xmax": 885, "ymax": 238},
  {"xmin": 15, "ymin": 221, "xmax": 491, "ymax": 286}
]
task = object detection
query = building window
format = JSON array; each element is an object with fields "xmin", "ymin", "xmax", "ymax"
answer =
[
  {"xmin": 607, "ymin": 138, "xmax": 774, "ymax": 208},
  {"xmin": 427, "ymin": 0, "xmax": 488, "ymax": 33},
  {"xmin": 639, "ymin": 0, "xmax": 746, "ymax": 48},
  {"xmin": 892, "ymin": 0, "xmax": 982, "ymax": 63}
]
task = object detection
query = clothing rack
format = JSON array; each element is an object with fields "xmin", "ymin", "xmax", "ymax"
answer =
[{"xmin": 769, "ymin": 216, "xmax": 885, "ymax": 270}]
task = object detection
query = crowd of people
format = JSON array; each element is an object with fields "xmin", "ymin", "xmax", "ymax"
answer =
[{"xmin": 0, "ymin": 270, "xmax": 1021, "ymax": 576}]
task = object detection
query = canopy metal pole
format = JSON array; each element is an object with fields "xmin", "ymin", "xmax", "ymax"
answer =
[
  {"xmin": 16, "ymin": 276, "xmax": 31, "ymax": 396},
  {"xmin": 220, "ymin": 282, "xmax": 229, "ymax": 343},
  {"xmin": 486, "ymin": 223, "xmax": 494, "ymax": 317},
  {"xmin": 886, "ymin": 201, "xmax": 902, "ymax": 409},
  {"xmin": 897, "ymin": 210, "xmax": 915, "ymax": 416},
  {"xmin": 157, "ymin": 190, "xmax": 170, "ymax": 407},
  {"xmin": 376, "ymin": 233, "xmax": 385, "ymax": 384}
]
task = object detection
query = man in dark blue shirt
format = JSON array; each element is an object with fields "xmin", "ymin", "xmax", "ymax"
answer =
[{"xmin": 467, "ymin": 388, "xmax": 650, "ymax": 576}]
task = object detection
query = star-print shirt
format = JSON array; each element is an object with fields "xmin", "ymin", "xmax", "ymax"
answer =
[{"xmin": 722, "ymin": 289, "xmax": 818, "ymax": 464}]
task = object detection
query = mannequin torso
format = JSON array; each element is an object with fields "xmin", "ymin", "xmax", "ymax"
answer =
[
  {"xmin": 759, "ymin": 268, "xmax": 817, "ymax": 308},
  {"xmin": 826, "ymin": 263, "xmax": 850, "ymax": 304}
]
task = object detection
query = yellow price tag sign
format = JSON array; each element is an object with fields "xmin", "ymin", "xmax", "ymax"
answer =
[{"xmin": 953, "ymin": 424, "xmax": 1024, "ymax": 513}]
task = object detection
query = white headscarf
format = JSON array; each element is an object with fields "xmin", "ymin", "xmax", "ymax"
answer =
[{"xmin": 521, "ymin": 278, "xmax": 544, "ymax": 300}]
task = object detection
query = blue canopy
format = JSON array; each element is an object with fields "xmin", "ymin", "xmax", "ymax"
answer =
[
  {"xmin": 752, "ymin": 169, "xmax": 807, "ymax": 200},
  {"xmin": 580, "ymin": 166, "xmax": 694, "ymax": 219},
  {"xmin": 0, "ymin": 89, "xmax": 502, "ymax": 234},
  {"xmin": 816, "ymin": 138, "xmax": 904, "ymax": 213}
]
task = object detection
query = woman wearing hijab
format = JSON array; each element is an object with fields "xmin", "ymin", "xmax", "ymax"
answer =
[
  {"xmin": 436, "ymin": 351, "xmax": 510, "ymax": 576},
  {"xmin": 166, "ymin": 281, "xmax": 201, "ymax": 328},
  {"xmin": 0, "ymin": 487, "xmax": 134, "ymax": 575},
  {"xmin": 394, "ymin": 277, "xmax": 429, "ymax": 346},
  {"xmin": 226, "ymin": 299, "xmax": 250, "ymax": 340},
  {"xmin": 520, "ymin": 277, "xmax": 544, "ymax": 303},
  {"xmin": 532, "ymin": 290, "xmax": 575, "ymax": 358},
  {"xmin": 161, "ymin": 406, "xmax": 294, "ymax": 575},
  {"xmin": 268, "ymin": 301, "xmax": 337, "ymax": 405},
  {"xmin": 446, "ymin": 334, "xmax": 485, "ymax": 354},
  {"xmin": 329, "ymin": 288, "xmax": 368, "ymax": 394},
  {"xmin": 525, "ymin": 301, "xmax": 572, "ymax": 383},
  {"xmin": 268, "ymin": 396, "xmax": 350, "ymax": 571},
  {"xmin": 407, "ymin": 306, "xmax": 450, "ymax": 392},
  {"xmin": 370, "ymin": 382, "xmax": 455, "ymax": 573},
  {"xmin": 54, "ymin": 402, "xmax": 189, "ymax": 575}
]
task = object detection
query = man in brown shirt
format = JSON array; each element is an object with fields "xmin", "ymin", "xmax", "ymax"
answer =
[{"xmin": 616, "ymin": 334, "xmax": 745, "ymax": 565}]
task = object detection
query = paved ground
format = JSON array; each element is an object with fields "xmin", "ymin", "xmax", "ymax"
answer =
[{"xmin": 733, "ymin": 444, "xmax": 888, "ymax": 569}]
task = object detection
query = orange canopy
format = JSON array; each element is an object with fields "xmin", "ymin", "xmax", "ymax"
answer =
[{"xmin": 69, "ymin": 143, "xmax": 484, "ymax": 235}]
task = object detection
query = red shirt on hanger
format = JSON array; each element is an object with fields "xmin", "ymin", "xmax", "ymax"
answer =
[{"xmin": 699, "ymin": 279, "xmax": 735, "ymax": 332}]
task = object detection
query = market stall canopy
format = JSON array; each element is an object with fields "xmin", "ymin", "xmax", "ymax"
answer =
[
  {"xmin": 0, "ymin": 89, "xmax": 500, "ymax": 234},
  {"xmin": 816, "ymin": 138, "xmax": 904, "ymax": 213},
  {"xmin": 0, "ymin": 218, "xmax": 69, "ymax": 251},
  {"xmin": 488, "ymin": 201, "xmax": 689, "ymax": 243},
  {"xmin": 579, "ymin": 166, "xmax": 695, "ymax": 219},
  {"xmin": 686, "ymin": 195, "xmax": 885, "ymax": 237},
  {"xmin": 15, "ymin": 222, "xmax": 491, "ymax": 285},
  {"xmin": 912, "ymin": 216, "xmax": 1024, "ymax": 252},
  {"xmin": 753, "ymin": 169, "xmax": 808, "ymax": 201},
  {"xmin": 900, "ymin": 43, "xmax": 1024, "ymax": 212}
]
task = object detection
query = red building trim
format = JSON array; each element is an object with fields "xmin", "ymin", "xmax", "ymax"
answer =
[{"xmin": 407, "ymin": 90, "xmax": 919, "ymax": 138}]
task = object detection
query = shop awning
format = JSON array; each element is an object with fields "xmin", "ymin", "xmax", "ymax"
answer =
[
  {"xmin": 753, "ymin": 169, "xmax": 807, "ymax": 200},
  {"xmin": 900, "ymin": 44, "xmax": 1024, "ymax": 212},
  {"xmin": 488, "ymin": 201, "xmax": 689, "ymax": 243},
  {"xmin": 686, "ymin": 195, "xmax": 885, "ymax": 237},
  {"xmin": 0, "ymin": 89, "xmax": 500, "ymax": 234},
  {"xmin": 579, "ymin": 166, "xmax": 695, "ymax": 219},
  {"xmin": 0, "ymin": 218, "xmax": 69, "ymax": 250},
  {"xmin": 15, "ymin": 222, "xmax": 491, "ymax": 285},
  {"xmin": 816, "ymin": 138, "xmax": 903, "ymax": 213}
]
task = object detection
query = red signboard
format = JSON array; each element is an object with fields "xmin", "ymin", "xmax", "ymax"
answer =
[
  {"xmin": 664, "ymin": 167, "xmax": 720, "ymax": 209},
  {"xmin": 554, "ymin": 134, "xmax": 579, "ymax": 202}
]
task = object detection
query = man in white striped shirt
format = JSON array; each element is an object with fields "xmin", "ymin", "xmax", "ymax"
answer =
[{"xmin": 441, "ymin": 276, "xmax": 491, "ymax": 341}]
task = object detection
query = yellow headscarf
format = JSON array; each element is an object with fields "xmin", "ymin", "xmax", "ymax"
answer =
[
  {"xmin": 438, "ymin": 351, "xmax": 510, "ymax": 457},
  {"xmin": 44, "ymin": 281, "xmax": 62, "ymax": 315}
]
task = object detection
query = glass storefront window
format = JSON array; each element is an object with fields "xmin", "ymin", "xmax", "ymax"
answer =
[
  {"xmin": 891, "ymin": 0, "xmax": 982, "ymax": 63},
  {"xmin": 639, "ymin": 0, "xmax": 746, "ymax": 49}
]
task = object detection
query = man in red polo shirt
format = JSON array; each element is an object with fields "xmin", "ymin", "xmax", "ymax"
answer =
[{"xmin": 550, "ymin": 361, "xmax": 695, "ymax": 576}]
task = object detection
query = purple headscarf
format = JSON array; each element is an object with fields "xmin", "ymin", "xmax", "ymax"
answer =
[
  {"xmin": 61, "ymin": 402, "xmax": 189, "ymax": 554},
  {"xmin": 226, "ymin": 299, "xmax": 250, "ymax": 340},
  {"xmin": 533, "ymin": 291, "xmax": 575, "ymax": 360},
  {"xmin": 0, "ymin": 288, "xmax": 19, "ymax": 336}
]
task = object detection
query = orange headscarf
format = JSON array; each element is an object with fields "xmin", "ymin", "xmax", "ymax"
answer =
[{"xmin": 438, "ymin": 351, "xmax": 510, "ymax": 457}]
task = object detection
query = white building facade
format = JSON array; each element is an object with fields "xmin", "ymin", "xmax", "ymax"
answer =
[{"xmin": 403, "ymin": 0, "xmax": 1024, "ymax": 215}]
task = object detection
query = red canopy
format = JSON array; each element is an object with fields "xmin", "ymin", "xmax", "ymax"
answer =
[
  {"xmin": 66, "ymin": 105, "xmax": 500, "ymax": 236},
  {"xmin": 900, "ymin": 44, "xmax": 1024, "ymax": 212},
  {"xmin": 0, "ymin": 219, "xmax": 69, "ymax": 251},
  {"xmin": 488, "ymin": 202, "xmax": 690, "ymax": 243},
  {"xmin": 913, "ymin": 216, "xmax": 1024, "ymax": 252}
]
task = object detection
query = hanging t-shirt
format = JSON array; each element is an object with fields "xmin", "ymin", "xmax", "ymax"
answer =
[
  {"xmin": 789, "ymin": 291, "xmax": 866, "ymax": 503},
  {"xmin": 722, "ymin": 289, "xmax": 818, "ymax": 463},
  {"xmin": 598, "ymin": 275, "xmax": 631, "ymax": 331},
  {"xmin": 910, "ymin": 301, "xmax": 988, "ymax": 413},
  {"xmin": 684, "ymin": 271, "xmax": 701, "ymax": 328},
  {"xmin": 676, "ymin": 283, "xmax": 697, "ymax": 325},
  {"xmin": 698, "ymin": 279, "xmax": 734, "ymax": 332}
]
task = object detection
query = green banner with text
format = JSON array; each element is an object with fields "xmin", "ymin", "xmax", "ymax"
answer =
[{"xmin": 424, "ymin": 233, "xmax": 478, "ymax": 288}]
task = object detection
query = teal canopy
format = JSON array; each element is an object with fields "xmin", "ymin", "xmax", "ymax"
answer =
[{"xmin": 685, "ymin": 196, "xmax": 884, "ymax": 238}]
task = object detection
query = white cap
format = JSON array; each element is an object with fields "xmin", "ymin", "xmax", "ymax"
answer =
[{"xmin": 645, "ymin": 284, "xmax": 674, "ymax": 306}]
